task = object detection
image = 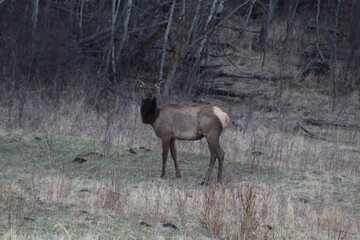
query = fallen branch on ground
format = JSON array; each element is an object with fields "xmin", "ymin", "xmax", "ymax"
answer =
[
  {"xmin": 304, "ymin": 118, "xmax": 360, "ymax": 129},
  {"xmin": 288, "ymin": 121, "xmax": 327, "ymax": 140},
  {"xmin": 205, "ymin": 70, "xmax": 294, "ymax": 81},
  {"xmin": 195, "ymin": 87, "xmax": 261, "ymax": 99}
]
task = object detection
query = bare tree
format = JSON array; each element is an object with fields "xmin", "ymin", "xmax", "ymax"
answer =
[
  {"xmin": 285, "ymin": 0, "xmax": 299, "ymax": 40},
  {"xmin": 195, "ymin": 0, "xmax": 220, "ymax": 61},
  {"xmin": 329, "ymin": 0, "xmax": 342, "ymax": 111},
  {"xmin": 260, "ymin": 0, "xmax": 277, "ymax": 66},
  {"xmin": 110, "ymin": 0, "xmax": 122, "ymax": 75},
  {"xmin": 116, "ymin": 0, "xmax": 133, "ymax": 63},
  {"xmin": 159, "ymin": 0, "xmax": 176, "ymax": 82},
  {"xmin": 32, "ymin": 0, "xmax": 39, "ymax": 37}
]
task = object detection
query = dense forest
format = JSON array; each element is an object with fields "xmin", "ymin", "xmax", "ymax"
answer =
[{"xmin": 0, "ymin": 0, "xmax": 359, "ymax": 129}]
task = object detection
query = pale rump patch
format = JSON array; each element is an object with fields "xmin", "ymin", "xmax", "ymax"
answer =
[{"xmin": 212, "ymin": 107, "xmax": 230, "ymax": 128}]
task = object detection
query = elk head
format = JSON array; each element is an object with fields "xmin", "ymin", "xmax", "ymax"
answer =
[{"xmin": 137, "ymin": 78, "xmax": 163, "ymax": 101}]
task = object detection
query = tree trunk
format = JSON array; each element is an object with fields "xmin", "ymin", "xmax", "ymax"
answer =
[
  {"xmin": 159, "ymin": 0, "xmax": 176, "ymax": 82},
  {"xmin": 116, "ymin": 0, "xmax": 133, "ymax": 62},
  {"xmin": 32, "ymin": 0, "xmax": 39, "ymax": 37}
]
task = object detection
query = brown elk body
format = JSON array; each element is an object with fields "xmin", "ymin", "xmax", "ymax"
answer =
[{"xmin": 137, "ymin": 79, "xmax": 230, "ymax": 183}]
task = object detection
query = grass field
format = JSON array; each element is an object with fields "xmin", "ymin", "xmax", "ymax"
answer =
[{"xmin": 0, "ymin": 105, "xmax": 359, "ymax": 240}]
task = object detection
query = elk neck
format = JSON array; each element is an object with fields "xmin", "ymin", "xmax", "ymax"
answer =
[{"xmin": 140, "ymin": 96, "xmax": 159, "ymax": 125}]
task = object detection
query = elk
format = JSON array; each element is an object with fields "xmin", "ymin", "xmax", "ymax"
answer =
[{"xmin": 137, "ymin": 78, "xmax": 230, "ymax": 184}]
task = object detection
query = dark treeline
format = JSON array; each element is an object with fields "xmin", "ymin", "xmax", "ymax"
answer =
[{"xmin": 0, "ymin": 0, "xmax": 359, "ymax": 99}]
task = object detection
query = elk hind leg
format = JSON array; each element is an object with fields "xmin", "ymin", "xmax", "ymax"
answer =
[
  {"xmin": 203, "ymin": 135, "xmax": 224, "ymax": 184},
  {"xmin": 201, "ymin": 151, "xmax": 217, "ymax": 185},
  {"xmin": 217, "ymin": 147, "xmax": 225, "ymax": 182}
]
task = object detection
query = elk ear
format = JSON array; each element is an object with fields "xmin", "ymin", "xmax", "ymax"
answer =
[
  {"xmin": 137, "ymin": 78, "xmax": 146, "ymax": 88},
  {"xmin": 154, "ymin": 80, "xmax": 163, "ymax": 88}
]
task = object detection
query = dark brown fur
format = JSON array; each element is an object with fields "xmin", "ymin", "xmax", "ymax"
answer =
[
  {"xmin": 137, "ymin": 79, "xmax": 229, "ymax": 183},
  {"xmin": 140, "ymin": 97, "xmax": 159, "ymax": 124}
]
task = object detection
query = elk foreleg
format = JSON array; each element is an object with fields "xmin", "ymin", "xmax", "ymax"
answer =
[
  {"xmin": 161, "ymin": 138, "xmax": 170, "ymax": 178},
  {"xmin": 170, "ymin": 139, "xmax": 181, "ymax": 178}
]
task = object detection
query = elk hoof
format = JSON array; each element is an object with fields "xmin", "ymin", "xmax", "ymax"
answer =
[
  {"xmin": 176, "ymin": 173, "xmax": 182, "ymax": 178},
  {"xmin": 160, "ymin": 174, "xmax": 165, "ymax": 179}
]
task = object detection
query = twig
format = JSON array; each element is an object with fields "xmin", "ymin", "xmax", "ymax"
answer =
[{"xmin": 225, "ymin": 55, "xmax": 242, "ymax": 73}]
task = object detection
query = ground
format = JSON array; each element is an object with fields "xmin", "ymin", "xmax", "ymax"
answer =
[{"xmin": 0, "ymin": 123, "xmax": 358, "ymax": 239}]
